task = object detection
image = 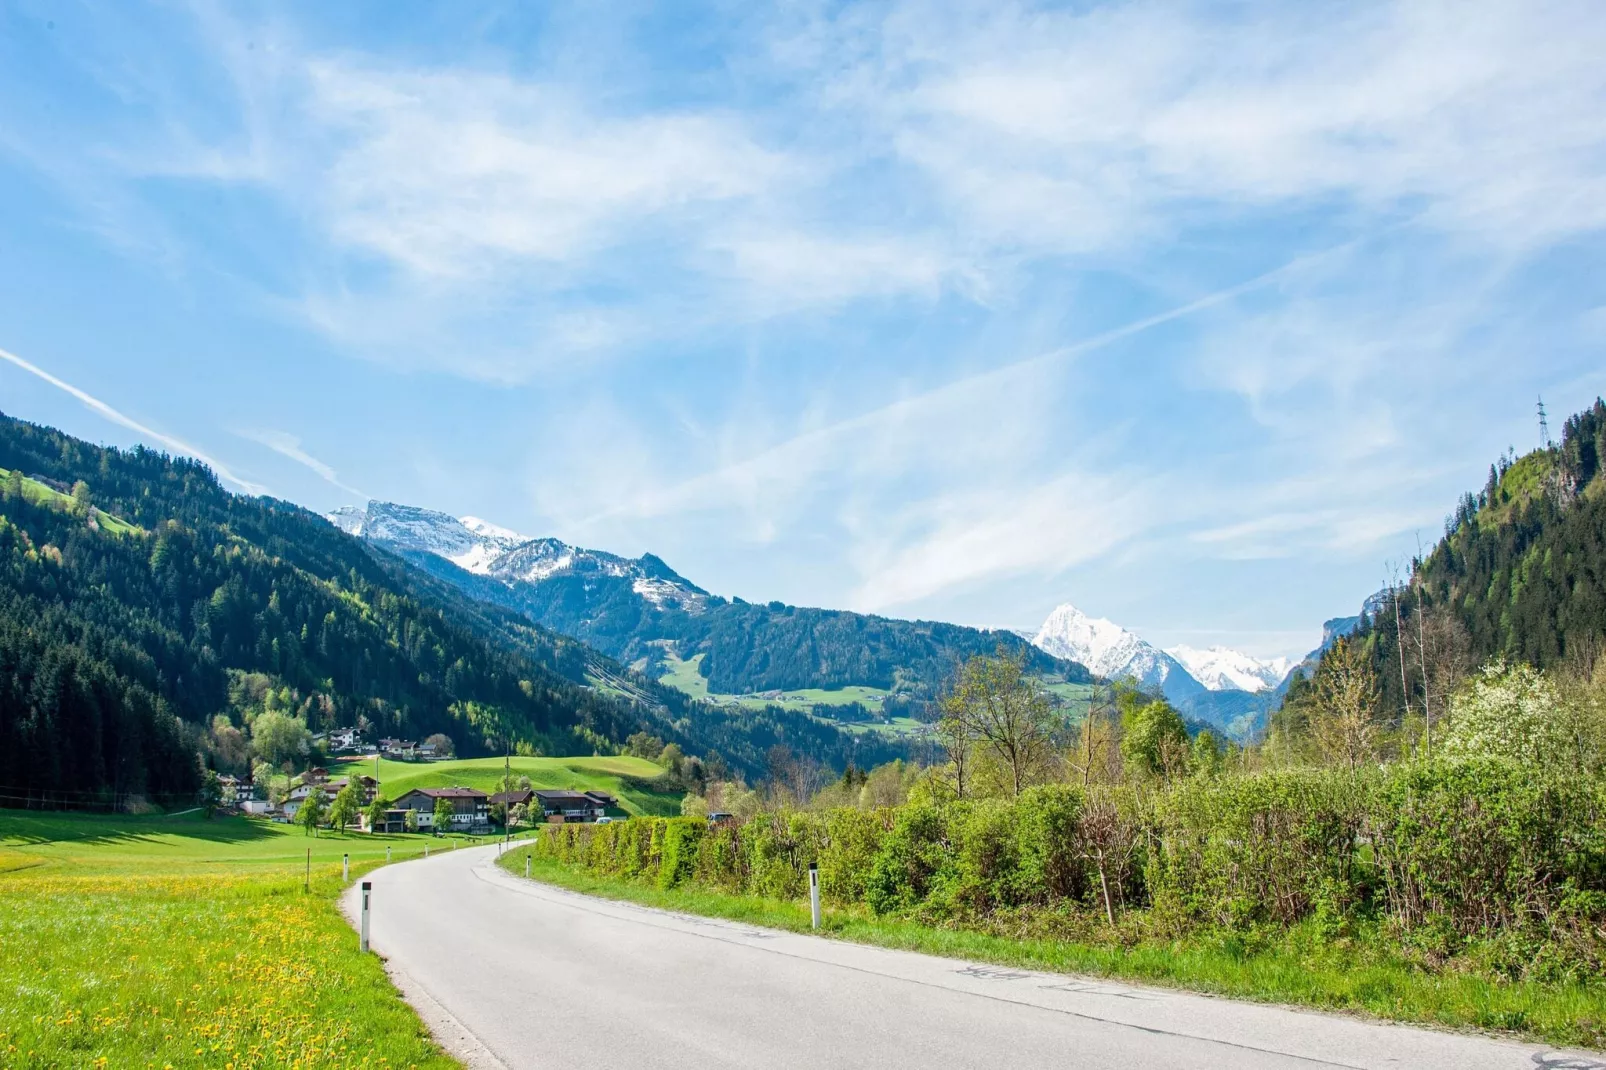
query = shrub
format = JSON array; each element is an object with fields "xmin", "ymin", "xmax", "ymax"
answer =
[
  {"xmin": 817, "ymin": 808, "xmax": 887, "ymax": 905},
  {"xmin": 1149, "ymin": 769, "xmax": 1369, "ymax": 928},
  {"xmin": 657, "ymin": 818, "xmax": 706, "ymax": 890},
  {"xmin": 1370, "ymin": 758, "xmax": 1606, "ymax": 941},
  {"xmin": 866, "ymin": 804, "xmax": 960, "ymax": 916}
]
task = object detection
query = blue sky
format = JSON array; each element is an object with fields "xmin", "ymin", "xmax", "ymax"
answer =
[{"xmin": 2, "ymin": 0, "xmax": 1604, "ymax": 659}]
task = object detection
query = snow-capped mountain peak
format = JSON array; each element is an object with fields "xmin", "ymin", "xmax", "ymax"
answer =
[
  {"xmin": 1032, "ymin": 604, "xmax": 1142, "ymax": 677},
  {"xmin": 1031, "ymin": 603, "xmax": 1203, "ymax": 701},
  {"xmin": 327, "ymin": 500, "xmax": 709, "ymax": 609},
  {"xmin": 1165, "ymin": 645, "xmax": 1293, "ymax": 693}
]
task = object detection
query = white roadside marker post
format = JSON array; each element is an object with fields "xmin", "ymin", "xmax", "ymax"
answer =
[
  {"xmin": 424, "ymin": 843, "xmax": 429, "ymax": 859},
  {"xmin": 360, "ymin": 881, "xmax": 372, "ymax": 953},
  {"xmin": 525, "ymin": 853, "xmax": 531, "ymax": 878},
  {"xmin": 343, "ymin": 853, "xmax": 349, "ymax": 883},
  {"xmin": 809, "ymin": 862, "xmax": 821, "ymax": 930},
  {"xmin": 386, "ymin": 845, "xmax": 391, "ymax": 863}
]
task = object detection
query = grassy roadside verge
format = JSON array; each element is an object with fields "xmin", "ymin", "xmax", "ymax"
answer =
[
  {"xmin": 0, "ymin": 811, "xmax": 499, "ymax": 1069},
  {"xmin": 495, "ymin": 849, "xmax": 1606, "ymax": 1050}
]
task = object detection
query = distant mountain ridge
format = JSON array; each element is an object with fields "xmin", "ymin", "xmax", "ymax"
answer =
[
  {"xmin": 1030, "ymin": 601, "xmax": 1300, "ymax": 739},
  {"xmin": 1168, "ymin": 645, "xmax": 1295, "ymax": 693},
  {"xmin": 1032, "ymin": 603, "xmax": 1206, "ymax": 700},
  {"xmin": 330, "ymin": 503, "xmax": 709, "ymax": 610},
  {"xmin": 332, "ymin": 500, "xmax": 1093, "ymax": 704}
]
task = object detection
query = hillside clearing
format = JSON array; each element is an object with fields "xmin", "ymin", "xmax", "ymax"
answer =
[{"xmin": 331, "ymin": 754, "xmax": 683, "ymax": 815}]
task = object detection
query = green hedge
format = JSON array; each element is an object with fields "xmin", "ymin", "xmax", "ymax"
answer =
[{"xmin": 526, "ymin": 759, "xmax": 1605, "ymax": 959}]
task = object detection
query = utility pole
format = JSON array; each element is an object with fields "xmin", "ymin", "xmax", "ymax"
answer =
[{"xmin": 1390, "ymin": 571, "xmax": 1411, "ymax": 725}]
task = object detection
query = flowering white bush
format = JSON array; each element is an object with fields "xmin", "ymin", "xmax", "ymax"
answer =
[{"xmin": 1440, "ymin": 659, "xmax": 1578, "ymax": 765}]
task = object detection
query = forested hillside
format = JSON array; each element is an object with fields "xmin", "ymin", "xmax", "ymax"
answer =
[
  {"xmin": 0, "ymin": 414, "xmax": 898, "ymax": 806},
  {"xmin": 392, "ymin": 539, "xmax": 1088, "ymax": 699},
  {"xmin": 1288, "ymin": 398, "xmax": 1606, "ymax": 728}
]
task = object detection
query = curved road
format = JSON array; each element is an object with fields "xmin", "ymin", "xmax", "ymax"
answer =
[{"xmin": 343, "ymin": 845, "xmax": 1603, "ymax": 1070}]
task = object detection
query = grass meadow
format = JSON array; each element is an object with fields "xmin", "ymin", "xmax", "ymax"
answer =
[
  {"xmin": 329, "ymin": 754, "xmax": 682, "ymax": 815},
  {"xmin": 496, "ymin": 847, "xmax": 1606, "ymax": 1050},
  {"xmin": 0, "ymin": 809, "xmax": 503, "ymax": 1069},
  {"xmin": 654, "ymin": 650, "xmax": 1098, "ymax": 741}
]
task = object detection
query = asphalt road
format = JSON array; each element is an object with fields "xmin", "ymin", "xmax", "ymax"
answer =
[{"xmin": 343, "ymin": 844, "xmax": 1604, "ymax": 1070}]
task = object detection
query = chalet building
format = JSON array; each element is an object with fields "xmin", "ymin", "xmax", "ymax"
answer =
[
  {"xmin": 284, "ymin": 775, "xmax": 378, "ymax": 811},
  {"xmin": 488, "ymin": 789, "xmax": 534, "ymax": 824},
  {"xmin": 361, "ymin": 808, "xmax": 411, "ymax": 834},
  {"xmin": 393, "ymin": 787, "xmax": 491, "ymax": 834},
  {"xmin": 532, "ymin": 790, "xmax": 615, "ymax": 823},
  {"xmin": 378, "ymin": 738, "xmax": 419, "ymax": 759}
]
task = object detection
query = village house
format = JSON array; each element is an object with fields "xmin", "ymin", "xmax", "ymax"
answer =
[
  {"xmin": 279, "ymin": 773, "xmax": 378, "ymax": 820},
  {"xmin": 378, "ymin": 738, "xmax": 419, "ymax": 760},
  {"xmin": 532, "ymin": 789, "xmax": 615, "ymax": 823},
  {"xmin": 392, "ymin": 786, "xmax": 491, "ymax": 834},
  {"xmin": 488, "ymin": 788, "xmax": 534, "ymax": 825},
  {"xmin": 360, "ymin": 808, "xmax": 411, "ymax": 834},
  {"xmin": 327, "ymin": 727, "xmax": 362, "ymax": 753}
]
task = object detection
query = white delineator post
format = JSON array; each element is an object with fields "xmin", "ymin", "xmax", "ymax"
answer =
[
  {"xmin": 809, "ymin": 862, "xmax": 821, "ymax": 930},
  {"xmin": 525, "ymin": 853, "xmax": 531, "ymax": 878},
  {"xmin": 360, "ymin": 881, "xmax": 372, "ymax": 953},
  {"xmin": 343, "ymin": 853, "xmax": 349, "ymax": 883},
  {"xmin": 424, "ymin": 843, "xmax": 429, "ymax": 859},
  {"xmin": 386, "ymin": 845, "xmax": 391, "ymax": 863}
]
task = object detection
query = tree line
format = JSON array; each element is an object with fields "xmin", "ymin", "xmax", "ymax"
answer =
[{"xmin": 0, "ymin": 412, "xmax": 900, "ymax": 806}]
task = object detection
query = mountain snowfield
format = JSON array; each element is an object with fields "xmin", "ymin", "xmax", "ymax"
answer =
[
  {"xmin": 1031, "ymin": 603, "xmax": 1203, "ymax": 700},
  {"xmin": 1031, "ymin": 602, "xmax": 1295, "ymax": 702},
  {"xmin": 1166, "ymin": 646, "xmax": 1294, "ymax": 694},
  {"xmin": 328, "ymin": 502, "xmax": 709, "ymax": 610}
]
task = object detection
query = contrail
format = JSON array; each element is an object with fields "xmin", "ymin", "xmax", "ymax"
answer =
[
  {"xmin": 581, "ymin": 239, "xmax": 1352, "ymax": 528},
  {"xmin": 0, "ymin": 345, "xmax": 268, "ymax": 495},
  {"xmin": 238, "ymin": 428, "xmax": 367, "ymax": 500}
]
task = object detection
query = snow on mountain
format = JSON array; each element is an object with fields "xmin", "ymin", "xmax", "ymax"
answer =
[
  {"xmin": 461, "ymin": 516, "xmax": 529, "ymax": 545},
  {"xmin": 1166, "ymin": 645, "xmax": 1293, "ymax": 693},
  {"xmin": 327, "ymin": 505, "xmax": 366, "ymax": 536},
  {"xmin": 328, "ymin": 501, "xmax": 708, "ymax": 608},
  {"xmin": 1031, "ymin": 603, "xmax": 1204, "ymax": 702},
  {"xmin": 329, "ymin": 501, "xmax": 515, "ymax": 575}
]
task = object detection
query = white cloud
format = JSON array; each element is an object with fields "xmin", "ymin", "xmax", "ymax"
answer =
[
  {"xmin": 849, "ymin": 471, "xmax": 1153, "ymax": 610},
  {"xmin": 305, "ymin": 63, "xmax": 787, "ymax": 278},
  {"xmin": 849, "ymin": 0, "xmax": 1606, "ymax": 251}
]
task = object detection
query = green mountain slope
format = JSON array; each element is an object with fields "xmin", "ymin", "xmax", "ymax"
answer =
[
  {"xmin": 0, "ymin": 413, "xmax": 901, "ymax": 805},
  {"xmin": 1294, "ymin": 398, "xmax": 1606, "ymax": 720},
  {"xmin": 361, "ymin": 507, "xmax": 1091, "ymax": 710}
]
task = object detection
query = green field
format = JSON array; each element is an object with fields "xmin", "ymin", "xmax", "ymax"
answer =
[
  {"xmin": 657, "ymin": 649, "xmax": 1093, "ymax": 741},
  {"xmin": 331, "ymin": 754, "xmax": 683, "ymax": 816},
  {"xmin": 656, "ymin": 650, "xmax": 914, "ymax": 734},
  {"xmin": 657, "ymin": 650, "xmax": 712, "ymax": 700},
  {"xmin": 0, "ymin": 466, "xmax": 140, "ymax": 536},
  {"xmin": 1043, "ymin": 679, "xmax": 1096, "ymax": 719},
  {"xmin": 833, "ymin": 716, "xmax": 928, "ymax": 738},
  {"xmin": 0, "ymin": 808, "xmax": 512, "ymax": 1068}
]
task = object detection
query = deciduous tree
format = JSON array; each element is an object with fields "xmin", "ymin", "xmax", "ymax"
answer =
[
  {"xmin": 1311, "ymin": 638, "xmax": 1381, "ymax": 770},
  {"xmin": 941, "ymin": 650, "xmax": 1057, "ymax": 796}
]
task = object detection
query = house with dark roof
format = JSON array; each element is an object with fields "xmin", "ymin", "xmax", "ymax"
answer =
[
  {"xmin": 533, "ymin": 789, "xmax": 608, "ymax": 823},
  {"xmin": 393, "ymin": 787, "xmax": 491, "ymax": 834}
]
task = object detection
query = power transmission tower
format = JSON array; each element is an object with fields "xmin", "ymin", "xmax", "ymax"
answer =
[{"xmin": 1538, "ymin": 397, "xmax": 1551, "ymax": 448}]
